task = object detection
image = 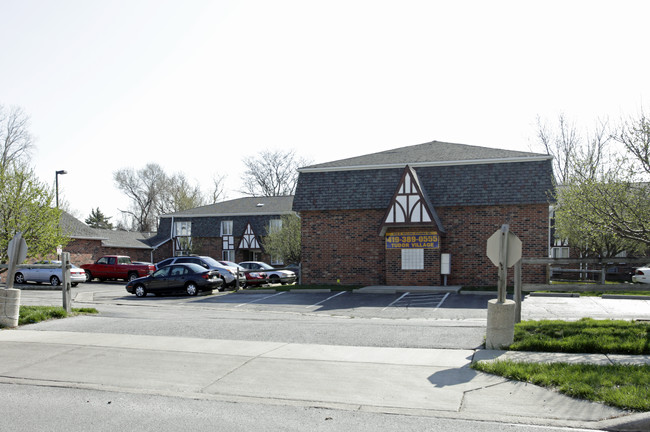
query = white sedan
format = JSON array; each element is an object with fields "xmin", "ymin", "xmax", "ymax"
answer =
[
  {"xmin": 238, "ymin": 261, "xmax": 296, "ymax": 285},
  {"xmin": 14, "ymin": 261, "xmax": 86, "ymax": 286},
  {"xmin": 632, "ymin": 265, "xmax": 650, "ymax": 284}
]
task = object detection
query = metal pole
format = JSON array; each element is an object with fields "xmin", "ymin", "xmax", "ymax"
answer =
[
  {"xmin": 497, "ymin": 224, "xmax": 510, "ymax": 303},
  {"xmin": 61, "ymin": 252, "xmax": 71, "ymax": 313},
  {"xmin": 514, "ymin": 260, "xmax": 522, "ymax": 323}
]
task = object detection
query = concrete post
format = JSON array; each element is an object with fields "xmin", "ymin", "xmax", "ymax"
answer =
[
  {"xmin": 486, "ymin": 298, "xmax": 516, "ymax": 349},
  {"xmin": 0, "ymin": 288, "xmax": 21, "ymax": 328}
]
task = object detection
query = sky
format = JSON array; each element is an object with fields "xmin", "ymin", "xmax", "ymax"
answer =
[{"xmin": 1, "ymin": 0, "xmax": 649, "ymax": 225}]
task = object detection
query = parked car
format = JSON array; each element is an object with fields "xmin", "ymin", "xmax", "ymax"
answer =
[
  {"xmin": 82, "ymin": 255, "xmax": 156, "ymax": 282},
  {"xmin": 219, "ymin": 260, "xmax": 268, "ymax": 287},
  {"xmin": 125, "ymin": 263, "xmax": 223, "ymax": 297},
  {"xmin": 239, "ymin": 261, "xmax": 296, "ymax": 285},
  {"xmin": 632, "ymin": 264, "xmax": 650, "ymax": 284},
  {"xmin": 14, "ymin": 261, "xmax": 86, "ymax": 287},
  {"xmin": 155, "ymin": 256, "xmax": 246, "ymax": 289}
]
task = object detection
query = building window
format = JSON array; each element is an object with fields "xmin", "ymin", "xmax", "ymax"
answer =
[
  {"xmin": 221, "ymin": 220, "xmax": 233, "ymax": 236},
  {"xmin": 174, "ymin": 221, "xmax": 192, "ymax": 255},
  {"xmin": 551, "ymin": 247, "xmax": 569, "ymax": 259},
  {"xmin": 222, "ymin": 250, "xmax": 235, "ymax": 262},
  {"xmin": 271, "ymin": 254, "xmax": 283, "ymax": 265},
  {"xmin": 402, "ymin": 249, "xmax": 424, "ymax": 270},
  {"xmin": 175, "ymin": 221, "xmax": 191, "ymax": 237},
  {"xmin": 269, "ymin": 218, "xmax": 282, "ymax": 234}
]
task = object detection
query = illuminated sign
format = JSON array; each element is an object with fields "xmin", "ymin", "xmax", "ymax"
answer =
[{"xmin": 386, "ymin": 232, "xmax": 439, "ymax": 249}]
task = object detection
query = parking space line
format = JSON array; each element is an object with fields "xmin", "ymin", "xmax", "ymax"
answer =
[
  {"xmin": 306, "ymin": 290, "xmax": 347, "ymax": 308},
  {"xmin": 235, "ymin": 291, "xmax": 287, "ymax": 307},
  {"xmin": 436, "ymin": 292, "xmax": 449, "ymax": 308},
  {"xmin": 382, "ymin": 292, "xmax": 409, "ymax": 311}
]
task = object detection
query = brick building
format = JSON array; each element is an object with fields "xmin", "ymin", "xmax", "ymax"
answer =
[
  {"xmin": 292, "ymin": 141, "xmax": 554, "ymax": 287},
  {"xmin": 147, "ymin": 196, "xmax": 295, "ymax": 264},
  {"xmin": 60, "ymin": 212, "xmax": 155, "ymax": 265}
]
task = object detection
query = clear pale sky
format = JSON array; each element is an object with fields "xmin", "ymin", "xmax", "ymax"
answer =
[{"xmin": 1, "ymin": 0, "xmax": 649, "ymax": 224}]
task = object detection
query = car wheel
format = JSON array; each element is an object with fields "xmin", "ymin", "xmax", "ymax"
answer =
[
  {"xmin": 14, "ymin": 272, "xmax": 25, "ymax": 284},
  {"xmin": 186, "ymin": 282, "xmax": 198, "ymax": 296},
  {"xmin": 127, "ymin": 272, "xmax": 139, "ymax": 282},
  {"xmin": 269, "ymin": 274, "xmax": 280, "ymax": 284},
  {"xmin": 50, "ymin": 275, "xmax": 61, "ymax": 286},
  {"xmin": 134, "ymin": 285, "xmax": 147, "ymax": 297},
  {"xmin": 84, "ymin": 271, "xmax": 92, "ymax": 282}
]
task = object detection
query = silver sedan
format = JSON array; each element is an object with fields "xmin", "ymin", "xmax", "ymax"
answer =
[{"xmin": 14, "ymin": 261, "xmax": 86, "ymax": 286}]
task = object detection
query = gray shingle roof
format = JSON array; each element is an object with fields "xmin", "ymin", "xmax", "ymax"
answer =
[
  {"xmin": 60, "ymin": 212, "xmax": 155, "ymax": 249},
  {"xmin": 161, "ymin": 196, "xmax": 295, "ymax": 218},
  {"xmin": 301, "ymin": 140, "xmax": 550, "ymax": 171},
  {"xmin": 293, "ymin": 142, "xmax": 554, "ymax": 211}
]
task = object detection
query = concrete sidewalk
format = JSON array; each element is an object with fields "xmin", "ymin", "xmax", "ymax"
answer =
[{"xmin": 0, "ymin": 330, "xmax": 649, "ymax": 430}]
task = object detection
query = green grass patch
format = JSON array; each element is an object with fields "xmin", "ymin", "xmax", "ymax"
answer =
[
  {"xmin": 15, "ymin": 306, "xmax": 98, "ymax": 326},
  {"xmin": 472, "ymin": 360, "xmax": 650, "ymax": 411},
  {"xmin": 512, "ymin": 318, "xmax": 650, "ymax": 354}
]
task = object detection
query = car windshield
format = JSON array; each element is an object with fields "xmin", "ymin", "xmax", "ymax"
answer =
[
  {"xmin": 220, "ymin": 261, "xmax": 244, "ymax": 270},
  {"xmin": 184, "ymin": 263, "xmax": 208, "ymax": 273},
  {"xmin": 256, "ymin": 262, "xmax": 274, "ymax": 270},
  {"xmin": 201, "ymin": 256, "xmax": 227, "ymax": 268}
]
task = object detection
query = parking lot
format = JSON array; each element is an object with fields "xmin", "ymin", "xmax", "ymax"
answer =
[
  {"xmin": 73, "ymin": 284, "xmax": 488, "ymax": 320},
  {"xmin": 17, "ymin": 280, "xmax": 650, "ymax": 323}
]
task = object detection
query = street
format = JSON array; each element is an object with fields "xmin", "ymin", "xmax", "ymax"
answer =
[{"xmin": 3, "ymin": 282, "xmax": 650, "ymax": 431}]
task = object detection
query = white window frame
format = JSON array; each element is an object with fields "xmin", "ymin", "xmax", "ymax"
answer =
[
  {"xmin": 551, "ymin": 247, "xmax": 569, "ymax": 259},
  {"xmin": 402, "ymin": 249, "xmax": 424, "ymax": 270},
  {"xmin": 222, "ymin": 250, "xmax": 235, "ymax": 262},
  {"xmin": 269, "ymin": 218, "xmax": 282, "ymax": 234},
  {"xmin": 175, "ymin": 221, "xmax": 191, "ymax": 237},
  {"xmin": 221, "ymin": 220, "xmax": 233, "ymax": 236}
]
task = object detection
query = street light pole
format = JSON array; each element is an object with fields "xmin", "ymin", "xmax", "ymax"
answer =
[{"xmin": 55, "ymin": 170, "xmax": 67, "ymax": 208}]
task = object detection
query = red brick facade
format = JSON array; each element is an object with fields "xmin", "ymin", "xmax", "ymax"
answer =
[
  {"xmin": 65, "ymin": 239, "xmax": 155, "ymax": 266},
  {"xmin": 300, "ymin": 203, "xmax": 548, "ymax": 287}
]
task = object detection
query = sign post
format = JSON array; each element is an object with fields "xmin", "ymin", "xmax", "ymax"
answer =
[{"xmin": 485, "ymin": 224, "xmax": 522, "ymax": 349}]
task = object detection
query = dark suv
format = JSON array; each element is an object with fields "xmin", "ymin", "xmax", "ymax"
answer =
[{"xmin": 156, "ymin": 256, "xmax": 246, "ymax": 288}]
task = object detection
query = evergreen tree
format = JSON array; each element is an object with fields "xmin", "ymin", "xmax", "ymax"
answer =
[{"xmin": 85, "ymin": 207, "xmax": 114, "ymax": 230}]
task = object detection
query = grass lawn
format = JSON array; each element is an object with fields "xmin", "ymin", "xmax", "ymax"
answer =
[
  {"xmin": 472, "ymin": 318, "xmax": 650, "ymax": 411},
  {"xmin": 511, "ymin": 318, "xmax": 650, "ymax": 354},
  {"xmin": 12, "ymin": 305, "xmax": 98, "ymax": 327},
  {"xmin": 473, "ymin": 360, "xmax": 650, "ymax": 411}
]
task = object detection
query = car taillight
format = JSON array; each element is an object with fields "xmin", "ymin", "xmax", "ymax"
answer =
[{"xmin": 202, "ymin": 274, "xmax": 210, "ymax": 279}]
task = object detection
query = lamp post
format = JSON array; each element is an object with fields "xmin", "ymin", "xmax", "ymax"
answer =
[{"xmin": 55, "ymin": 170, "xmax": 67, "ymax": 208}]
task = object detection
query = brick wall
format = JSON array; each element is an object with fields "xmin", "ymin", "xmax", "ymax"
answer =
[
  {"xmin": 153, "ymin": 237, "xmax": 274, "ymax": 265},
  {"xmin": 300, "ymin": 203, "xmax": 549, "ymax": 286},
  {"xmin": 64, "ymin": 239, "xmax": 153, "ymax": 265},
  {"xmin": 301, "ymin": 209, "xmax": 386, "ymax": 286}
]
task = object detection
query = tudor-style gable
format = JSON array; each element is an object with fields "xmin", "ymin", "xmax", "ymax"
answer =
[
  {"xmin": 239, "ymin": 222, "xmax": 261, "ymax": 250},
  {"xmin": 379, "ymin": 165, "xmax": 445, "ymax": 236}
]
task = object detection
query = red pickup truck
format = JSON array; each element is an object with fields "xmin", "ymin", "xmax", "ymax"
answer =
[{"xmin": 82, "ymin": 255, "xmax": 155, "ymax": 282}]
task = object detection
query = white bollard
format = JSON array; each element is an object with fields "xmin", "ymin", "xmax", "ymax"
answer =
[
  {"xmin": 0, "ymin": 288, "xmax": 21, "ymax": 328},
  {"xmin": 486, "ymin": 298, "xmax": 516, "ymax": 349}
]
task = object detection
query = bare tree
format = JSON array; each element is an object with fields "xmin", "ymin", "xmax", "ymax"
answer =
[
  {"xmin": 210, "ymin": 173, "xmax": 227, "ymax": 203},
  {"xmin": 0, "ymin": 105, "xmax": 35, "ymax": 172},
  {"xmin": 535, "ymin": 114, "xmax": 612, "ymax": 184},
  {"xmin": 241, "ymin": 149, "xmax": 310, "ymax": 197},
  {"xmin": 114, "ymin": 164, "xmax": 167, "ymax": 232},
  {"xmin": 114, "ymin": 164, "xmax": 213, "ymax": 231}
]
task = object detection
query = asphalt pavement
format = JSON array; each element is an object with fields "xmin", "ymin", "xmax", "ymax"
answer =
[{"xmin": 1, "ymin": 285, "xmax": 650, "ymax": 430}]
